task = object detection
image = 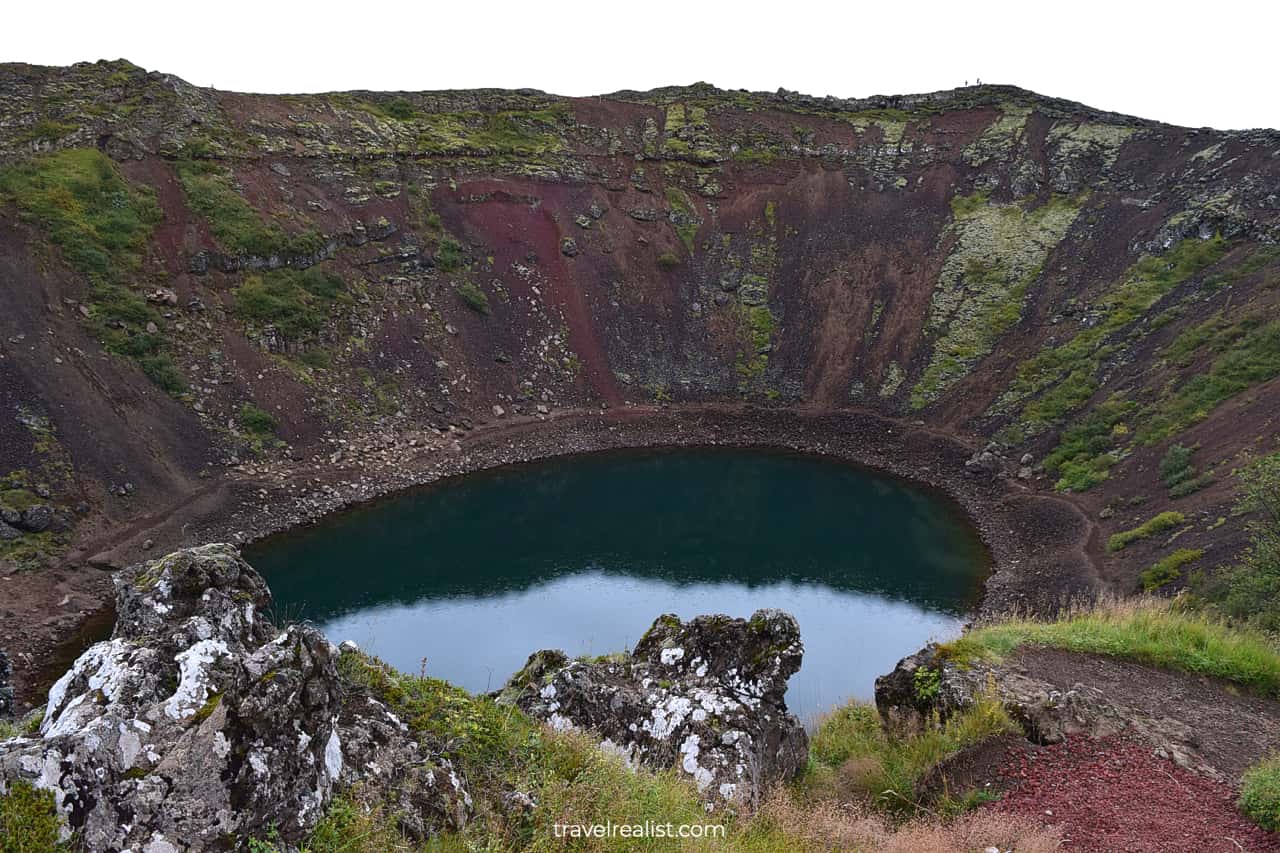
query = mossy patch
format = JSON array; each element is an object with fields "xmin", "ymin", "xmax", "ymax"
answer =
[
  {"xmin": 1107, "ymin": 511, "xmax": 1186, "ymax": 552},
  {"xmin": 233, "ymin": 267, "xmax": 348, "ymax": 343},
  {"xmin": 0, "ymin": 148, "xmax": 184, "ymax": 394},
  {"xmin": 175, "ymin": 159, "xmax": 324, "ymax": 258},
  {"xmin": 912, "ymin": 193, "xmax": 1084, "ymax": 409}
]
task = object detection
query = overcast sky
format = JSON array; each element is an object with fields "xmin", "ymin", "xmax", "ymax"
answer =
[{"xmin": 9, "ymin": 1, "xmax": 1278, "ymax": 131}]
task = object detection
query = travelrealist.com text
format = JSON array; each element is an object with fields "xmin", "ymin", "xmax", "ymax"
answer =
[{"xmin": 552, "ymin": 821, "xmax": 727, "ymax": 840}]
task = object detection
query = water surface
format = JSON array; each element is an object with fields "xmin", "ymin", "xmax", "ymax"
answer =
[{"xmin": 249, "ymin": 448, "xmax": 989, "ymax": 720}]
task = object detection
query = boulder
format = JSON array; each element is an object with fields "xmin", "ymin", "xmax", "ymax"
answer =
[
  {"xmin": 0, "ymin": 545, "xmax": 469, "ymax": 851},
  {"xmin": 0, "ymin": 521, "xmax": 21, "ymax": 541},
  {"xmin": 497, "ymin": 609, "xmax": 808, "ymax": 807},
  {"xmin": 17, "ymin": 504, "xmax": 54, "ymax": 533}
]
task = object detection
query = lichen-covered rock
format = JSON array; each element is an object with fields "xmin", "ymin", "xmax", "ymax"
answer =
[
  {"xmin": 0, "ymin": 544, "xmax": 469, "ymax": 851},
  {"xmin": 497, "ymin": 609, "xmax": 808, "ymax": 807}
]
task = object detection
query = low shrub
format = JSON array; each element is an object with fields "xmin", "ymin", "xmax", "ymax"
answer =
[
  {"xmin": 1240, "ymin": 756, "xmax": 1280, "ymax": 832},
  {"xmin": 1107, "ymin": 511, "xmax": 1185, "ymax": 552},
  {"xmin": 455, "ymin": 282, "xmax": 489, "ymax": 314},
  {"xmin": 1140, "ymin": 548, "xmax": 1204, "ymax": 591},
  {"xmin": 238, "ymin": 403, "xmax": 278, "ymax": 437}
]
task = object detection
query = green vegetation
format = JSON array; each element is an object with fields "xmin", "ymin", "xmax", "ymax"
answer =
[
  {"xmin": 1194, "ymin": 453, "xmax": 1280, "ymax": 631},
  {"xmin": 1140, "ymin": 548, "xmax": 1203, "ymax": 591},
  {"xmin": 1240, "ymin": 756, "xmax": 1280, "ymax": 832},
  {"xmin": 1107, "ymin": 511, "xmax": 1185, "ymax": 552},
  {"xmin": 0, "ymin": 148, "xmax": 184, "ymax": 394},
  {"xmin": 175, "ymin": 159, "xmax": 324, "ymax": 257},
  {"xmin": 238, "ymin": 404, "xmax": 278, "ymax": 437},
  {"xmin": 454, "ymin": 282, "xmax": 489, "ymax": 314},
  {"xmin": 257, "ymin": 644, "xmax": 1060, "ymax": 850},
  {"xmin": 656, "ymin": 251, "xmax": 680, "ymax": 270},
  {"xmin": 940, "ymin": 597, "xmax": 1280, "ymax": 698},
  {"xmin": 804, "ymin": 693, "xmax": 1016, "ymax": 817},
  {"xmin": 664, "ymin": 186, "xmax": 698, "ymax": 252},
  {"xmin": 434, "ymin": 236, "xmax": 465, "ymax": 272},
  {"xmin": 0, "ymin": 709, "xmax": 43, "ymax": 741},
  {"xmin": 0, "ymin": 780, "xmax": 66, "ymax": 852},
  {"xmin": 736, "ymin": 305, "xmax": 776, "ymax": 387},
  {"xmin": 1000, "ymin": 237, "xmax": 1227, "ymax": 449},
  {"xmin": 1159, "ymin": 443, "xmax": 1213, "ymax": 498},
  {"xmin": 415, "ymin": 109, "xmax": 567, "ymax": 157},
  {"xmin": 913, "ymin": 193, "xmax": 1083, "ymax": 408},
  {"xmin": 1136, "ymin": 318, "xmax": 1280, "ymax": 445},
  {"xmin": 1041, "ymin": 397, "xmax": 1134, "ymax": 492},
  {"xmin": 233, "ymin": 267, "xmax": 348, "ymax": 342},
  {"xmin": 15, "ymin": 119, "xmax": 79, "ymax": 145}
]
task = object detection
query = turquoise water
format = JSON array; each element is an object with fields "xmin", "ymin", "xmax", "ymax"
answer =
[{"xmin": 248, "ymin": 448, "xmax": 989, "ymax": 720}]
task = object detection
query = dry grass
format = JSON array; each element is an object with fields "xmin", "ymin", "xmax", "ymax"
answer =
[{"xmin": 742, "ymin": 788, "xmax": 1062, "ymax": 852}]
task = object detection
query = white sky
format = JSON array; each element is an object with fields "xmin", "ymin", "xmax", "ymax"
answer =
[{"xmin": 8, "ymin": 0, "xmax": 1278, "ymax": 131}]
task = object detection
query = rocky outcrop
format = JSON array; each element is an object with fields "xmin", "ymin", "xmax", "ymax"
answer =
[
  {"xmin": 497, "ymin": 609, "xmax": 808, "ymax": 807},
  {"xmin": 875, "ymin": 642, "xmax": 1263, "ymax": 781},
  {"xmin": 0, "ymin": 545, "xmax": 469, "ymax": 851}
]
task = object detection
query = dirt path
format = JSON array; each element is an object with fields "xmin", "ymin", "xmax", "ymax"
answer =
[{"xmin": 1010, "ymin": 646, "xmax": 1280, "ymax": 780}]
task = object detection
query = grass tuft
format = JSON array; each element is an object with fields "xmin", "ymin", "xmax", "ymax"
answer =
[
  {"xmin": 1240, "ymin": 755, "xmax": 1280, "ymax": 832},
  {"xmin": 940, "ymin": 597, "xmax": 1280, "ymax": 697}
]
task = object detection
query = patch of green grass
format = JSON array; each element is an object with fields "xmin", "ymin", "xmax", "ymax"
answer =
[
  {"xmin": 0, "ymin": 489, "xmax": 41, "ymax": 513},
  {"xmin": 238, "ymin": 404, "xmax": 278, "ymax": 437},
  {"xmin": 940, "ymin": 597, "xmax": 1280, "ymax": 698},
  {"xmin": 656, "ymin": 251, "xmax": 680, "ymax": 270},
  {"xmin": 0, "ymin": 531, "xmax": 69, "ymax": 570},
  {"xmin": 0, "ymin": 779, "xmax": 67, "ymax": 852},
  {"xmin": 1107, "ymin": 511, "xmax": 1185, "ymax": 552},
  {"xmin": 948, "ymin": 189, "xmax": 990, "ymax": 218},
  {"xmin": 1136, "ymin": 319, "xmax": 1280, "ymax": 445},
  {"xmin": 736, "ymin": 305, "xmax": 776, "ymax": 388},
  {"xmin": 1042, "ymin": 397, "xmax": 1135, "ymax": 492},
  {"xmin": 0, "ymin": 148, "xmax": 159, "ymax": 280},
  {"xmin": 0, "ymin": 149, "xmax": 184, "ymax": 393},
  {"xmin": 15, "ymin": 119, "xmax": 79, "ymax": 144},
  {"xmin": 454, "ymin": 281, "xmax": 489, "ymax": 314},
  {"xmin": 434, "ymin": 237, "xmax": 465, "ymax": 272},
  {"xmin": 234, "ymin": 267, "xmax": 348, "ymax": 341},
  {"xmin": 1240, "ymin": 756, "xmax": 1280, "ymax": 832},
  {"xmin": 0, "ymin": 709, "xmax": 43, "ymax": 740},
  {"xmin": 805, "ymin": 694, "xmax": 1015, "ymax": 817},
  {"xmin": 1140, "ymin": 548, "xmax": 1204, "ymax": 591},
  {"xmin": 664, "ymin": 186, "xmax": 698, "ymax": 253},
  {"xmin": 290, "ymin": 790, "xmax": 467, "ymax": 852},
  {"xmin": 175, "ymin": 159, "xmax": 324, "ymax": 258},
  {"xmin": 1004, "ymin": 237, "xmax": 1227, "ymax": 432}
]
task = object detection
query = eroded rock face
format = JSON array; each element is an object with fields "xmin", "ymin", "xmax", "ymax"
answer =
[
  {"xmin": 497, "ymin": 609, "xmax": 808, "ymax": 807},
  {"xmin": 0, "ymin": 545, "xmax": 469, "ymax": 851}
]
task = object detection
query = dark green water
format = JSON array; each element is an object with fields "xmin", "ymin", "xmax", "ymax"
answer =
[{"xmin": 248, "ymin": 448, "xmax": 989, "ymax": 720}]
